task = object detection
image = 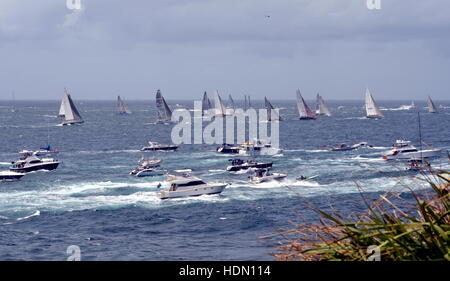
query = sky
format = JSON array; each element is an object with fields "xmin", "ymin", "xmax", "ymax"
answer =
[{"xmin": 1, "ymin": 0, "xmax": 450, "ymax": 100}]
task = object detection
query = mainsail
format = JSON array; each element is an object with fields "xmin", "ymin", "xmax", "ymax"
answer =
[
  {"xmin": 61, "ymin": 89, "xmax": 83, "ymax": 124},
  {"xmin": 155, "ymin": 90, "xmax": 172, "ymax": 122},
  {"xmin": 214, "ymin": 90, "xmax": 227, "ymax": 117},
  {"xmin": 264, "ymin": 97, "xmax": 282, "ymax": 121},
  {"xmin": 58, "ymin": 89, "xmax": 69, "ymax": 117},
  {"xmin": 296, "ymin": 89, "xmax": 316, "ymax": 120},
  {"xmin": 365, "ymin": 88, "xmax": 384, "ymax": 118},
  {"xmin": 427, "ymin": 96, "xmax": 437, "ymax": 113},
  {"xmin": 316, "ymin": 94, "xmax": 331, "ymax": 116},
  {"xmin": 117, "ymin": 96, "xmax": 131, "ymax": 114}
]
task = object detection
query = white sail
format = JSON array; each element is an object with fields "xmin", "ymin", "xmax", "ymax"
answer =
[
  {"xmin": 316, "ymin": 94, "xmax": 331, "ymax": 116},
  {"xmin": 61, "ymin": 90, "xmax": 83, "ymax": 123},
  {"xmin": 58, "ymin": 89, "xmax": 68, "ymax": 117},
  {"xmin": 296, "ymin": 89, "xmax": 316, "ymax": 120},
  {"xmin": 427, "ymin": 96, "xmax": 437, "ymax": 113},
  {"xmin": 214, "ymin": 90, "xmax": 227, "ymax": 117},
  {"xmin": 365, "ymin": 88, "xmax": 384, "ymax": 118},
  {"xmin": 264, "ymin": 97, "xmax": 282, "ymax": 121},
  {"xmin": 117, "ymin": 96, "xmax": 131, "ymax": 114}
]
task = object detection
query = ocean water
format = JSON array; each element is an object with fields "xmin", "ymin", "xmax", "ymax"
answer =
[{"xmin": 0, "ymin": 99, "xmax": 449, "ymax": 260}]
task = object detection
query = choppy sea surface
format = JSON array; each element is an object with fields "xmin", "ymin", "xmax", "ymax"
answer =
[{"xmin": 0, "ymin": 99, "xmax": 449, "ymax": 260}]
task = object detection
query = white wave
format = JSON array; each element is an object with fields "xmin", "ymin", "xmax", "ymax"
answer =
[{"xmin": 16, "ymin": 210, "xmax": 40, "ymax": 221}]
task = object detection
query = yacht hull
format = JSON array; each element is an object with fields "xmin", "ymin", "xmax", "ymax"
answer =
[
  {"xmin": 10, "ymin": 162, "xmax": 60, "ymax": 173},
  {"xmin": 383, "ymin": 149, "xmax": 441, "ymax": 160},
  {"xmin": 141, "ymin": 146, "xmax": 178, "ymax": 152}
]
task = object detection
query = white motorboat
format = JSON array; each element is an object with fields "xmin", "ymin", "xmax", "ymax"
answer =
[
  {"xmin": 0, "ymin": 171, "xmax": 26, "ymax": 181},
  {"xmin": 238, "ymin": 140, "xmax": 282, "ymax": 156},
  {"xmin": 130, "ymin": 157, "xmax": 163, "ymax": 177},
  {"xmin": 159, "ymin": 175, "xmax": 227, "ymax": 200},
  {"xmin": 249, "ymin": 168, "xmax": 287, "ymax": 183},
  {"xmin": 141, "ymin": 141, "xmax": 178, "ymax": 151},
  {"xmin": 329, "ymin": 142, "xmax": 371, "ymax": 151},
  {"xmin": 382, "ymin": 140, "xmax": 441, "ymax": 160},
  {"xmin": 10, "ymin": 155, "xmax": 60, "ymax": 173}
]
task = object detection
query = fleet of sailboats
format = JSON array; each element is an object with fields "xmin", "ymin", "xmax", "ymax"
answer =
[
  {"xmin": 365, "ymin": 88, "xmax": 384, "ymax": 119},
  {"xmin": 155, "ymin": 89, "xmax": 173, "ymax": 123},
  {"xmin": 296, "ymin": 89, "xmax": 317, "ymax": 120},
  {"xmin": 315, "ymin": 94, "xmax": 331, "ymax": 116},
  {"xmin": 427, "ymin": 96, "xmax": 437, "ymax": 113},
  {"xmin": 58, "ymin": 88, "xmax": 84, "ymax": 125}
]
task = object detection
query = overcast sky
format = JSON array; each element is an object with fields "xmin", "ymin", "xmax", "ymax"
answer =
[{"xmin": 1, "ymin": 0, "xmax": 449, "ymax": 100}]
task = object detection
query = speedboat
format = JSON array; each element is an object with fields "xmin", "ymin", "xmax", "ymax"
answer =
[
  {"xmin": 130, "ymin": 157, "xmax": 164, "ymax": 177},
  {"xmin": 330, "ymin": 142, "xmax": 371, "ymax": 151},
  {"xmin": 0, "ymin": 171, "xmax": 26, "ymax": 181},
  {"xmin": 382, "ymin": 140, "xmax": 441, "ymax": 160},
  {"xmin": 216, "ymin": 144, "xmax": 240, "ymax": 154},
  {"xmin": 226, "ymin": 158, "xmax": 273, "ymax": 172},
  {"xmin": 10, "ymin": 155, "xmax": 60, "ymax": 173},
  {"xmin": 141, "ymin": 141, "xmax": 178, "ymax": 152},
  {"xmin": 159, "ymin": 175, "xmax": 227, "ymax": 200},
  {"xmin": 238, "ymin": 140, "xmax": 282, "ymax": 156},
  {"xmin": 249, "ymin": 168, "xmax": 287, "ymax": 183}
]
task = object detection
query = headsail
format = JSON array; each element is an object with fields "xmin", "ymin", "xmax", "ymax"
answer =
[
  {"xmin": 61, "ymin": 89, "xmax": 83, "ymax": 124},
  {"xmin": 296, "ymin": 89, "xmax": 316, "ymax": 120},
  {"xmin": 365, "ymin": 88, "xmax": 384, "ymax": 118},
  {"xmin": 214, "ymin": 90, "xmax": 227, "ymax": 117},
  {"xmin": 427, "ymin": 96, "xmax": 437, "ymax": 113},
  {"xmin": 316, "ymin": 94, "xmax": 331, "ymax": 116},
  {"xmin": 117, "ymin": 96, "xmax": 131, "ymax": 114},
  {"xmin": 228, "ymin": 95, "xmax": 236, "ymax": 110},
  {"xmin": 155, "ymin": 90, "xmax": 172, "ymax": 122},
  {"xmin": 264, "ymin": 97, "xmax": 282, "ymax": 121}
]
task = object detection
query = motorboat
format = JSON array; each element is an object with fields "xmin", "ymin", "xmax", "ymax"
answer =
[
  {"xmin": 329, "ymin": 142, "xmax": 371, "ymax": 151},
  {"xmin": 238, "ymin": 140, "xmax": 282, "ymax": 156},
  {"xmin": 226, "ymin": 158, "xmax": 273, "ymax": 172},
  {"xmin": 159, "ymin": 175, "xmax": 227, "ymax": 200},
  {"xmin": 0, "ymin": 171, "xmax": 26, "ymax": 181},
  {"xmin": 130, "ymin": 157, "xmax": 164, "ymax": 177},
  {"xmin": 216, "ymin": 144, "xmax": 240, "ymax": 154},
  {"xmin": 249, "ymin": 168, "xmax": 287, "ymax": 183},
  {"xmin": 382, "ymin": 140, "xmax": 441, "ymax": 160},
  {"xmin": 141, "ymin": 141, "xmax": 178, "ymax": 152},
  {"xmin": 10, "ymin": 155, "xmax": 60, "ymax": 173}
]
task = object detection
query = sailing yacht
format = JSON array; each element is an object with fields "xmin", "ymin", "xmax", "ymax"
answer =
[
  {"xmin": 117, "ymin": 96, "xmax": 131, "ymax": 114},
  {"xmin": 365, "ymin": 88, "xmax": 384, "ymax": 119},
  {"xmin": 213, "ymin": 90, "xmax": 227, "ymax": 117},
  {"xmin": 155, "ymin": 89, "xmax": 173, "ymax": 124},
  {"xmin": 226, "ymin": 94, "xmax": 236, "ymax": 115},
  {"xmin": 315, "ymin": 94, "xmax": 331, "ymax": 116},
  {"xmin": 296, "ymin": 89, "xmax": 316, "ymax": 120},
  {"xmin": 11, "ymin": 92, "xmax": 18, "ymax": 113},
  {"xmin": 201, "ymin": 92, "xmax": 213, "ymax": 117},
  {"xmin": 427, "ymin": 96, "xmax": 437, "ymax": 113},
  {"xmin": 59, "ymin": 88, "xmax": 84, "ymax": 125},
  {"xmin": 264, "ymin": 97, "xmax": 282, "ymax": 121}
]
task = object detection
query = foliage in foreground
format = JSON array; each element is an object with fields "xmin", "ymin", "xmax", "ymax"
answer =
[{"xmin": 268, "ymin": 171, "xmax": 450, "ymax": 261}]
